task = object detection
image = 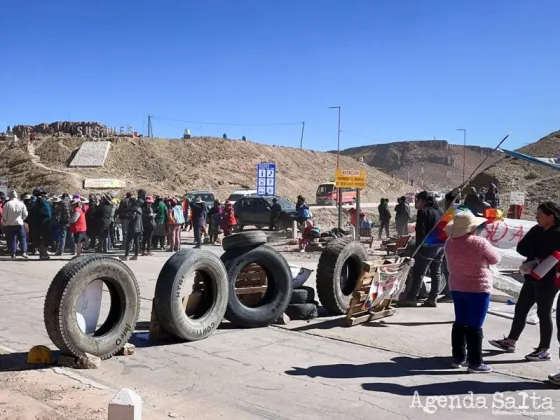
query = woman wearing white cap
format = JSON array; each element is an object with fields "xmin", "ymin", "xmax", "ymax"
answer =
[{"xmin": 444, "ymin": 210, "xmax": 500, "ymax": 373}]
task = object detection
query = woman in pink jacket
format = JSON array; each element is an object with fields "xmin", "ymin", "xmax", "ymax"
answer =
[{"xmin": 444, "ymin": 211, "xmax": 501, "ymax": 373}]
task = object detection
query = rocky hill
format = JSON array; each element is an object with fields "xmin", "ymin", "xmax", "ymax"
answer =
[
  {"xmin": 338, "ymin": 140, "xmax": 500, "ymax": 191},
  {"xmin": 0, "ymin": 133, "xmax": 409, "ymax": 203},
  {"xmin": 470, "ymin": 130, "xmax": 560, "ymax": 217}
]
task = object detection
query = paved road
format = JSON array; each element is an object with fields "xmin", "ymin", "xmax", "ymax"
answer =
[
  {"xmin": 311, "ymin": 202, "xmax": 397, "ymax": 209},
  {"xmin": 0, "ymin": 233, "xmax": 559, "ymax": 419}
]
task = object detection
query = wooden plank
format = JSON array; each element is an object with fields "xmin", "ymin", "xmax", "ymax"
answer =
[
  {"xmin": 235, "ymin": 286, "xmax": 268, "ymax": 295},
  {"xmin": 148, "ymin": 299, "xmax": 175, "ymax": 342}
]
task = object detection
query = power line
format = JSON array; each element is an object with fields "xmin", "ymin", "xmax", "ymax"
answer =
[{"xmin": 150, "ymin": 115, "xmax": 302, "ymax": 127}]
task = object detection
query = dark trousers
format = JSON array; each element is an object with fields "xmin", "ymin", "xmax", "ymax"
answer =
[
  {"xmin": 406, "ymin": 247, "xmax": 444, "ymax": 301},
  {"xmin": 508, "ymin": 278, "xmax": 558, "ymax": 349},
  {"xmin": 193, "ymin": 221, "xmax": 203, "ymax": 246},
  {"xmin": 378, "ymin": 220, "xmax": 390, "ymax": 239},
  {"xmin": 451, "ymin": 291, "xmax": 490, "ymax": 365},
  {"xmin": 125, "ymin": 232, "xmax": 140, "ymax": 257},
  {"xmin": 99, "ymin": 229, "xmax": 109, "ymax": 252},
  {"xmin": 6, "ymin": 225, "xmax": 27, "ymax": 255},
  {"xmin": 142, "ymin": 227, "xmax": 153, "ymax": 253},
  {"xmin": 269, "ymin": 215, "xmax": 280, "ymax": 231}
]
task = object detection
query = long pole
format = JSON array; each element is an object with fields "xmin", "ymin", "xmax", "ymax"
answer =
[
  {"xmin": 300, "ymin": 121, "xmax": 305, "ymax": 149},
  {"xmin": 329, "ymin": 106, "xmax": 342, "ymax": 229}
]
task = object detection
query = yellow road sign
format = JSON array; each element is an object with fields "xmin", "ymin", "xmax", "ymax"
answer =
[{"xmin": 335, "ymin": 169, "xmax": 366, "ymax": 188}]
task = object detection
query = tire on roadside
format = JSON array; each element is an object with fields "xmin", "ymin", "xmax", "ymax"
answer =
[
  {"xmin": 222, "ymin": 231, "xmax": 267, "ymax": 252},
  {"xmin": 316, "ymin": 238, "xmax": 368, "ymax": 315},
  {"xmin": 44, "ymin": 255, "xmax": 140, "ymax": 360},
  {"xmin": 221, "ymin": 246, "xmax": 292, "ymax": 328},
  {"xmin": 290, "ymin": 286, "xmax": 316, "ymax": 304},
  {"xmin": 285, "ymin": 302, "xmax": 319, "ymax": 320},
  {"xmin": 154, "ymin": 249, "xmax": 229, "ymax": 341}
]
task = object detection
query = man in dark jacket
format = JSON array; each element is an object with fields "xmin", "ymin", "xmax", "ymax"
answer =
[
  {"xmin": 399, "ymin": 191, "xmax": 444, "ymax": 308},
  {"xmin": 269, "ymin": 198, "xmax": 282, "ymax": 231},
  {"xmin": 118, "ymin": 192, "xmax": 133, "ymax": 250},
  {"xmin": 394, "ymin": 196, "xmax": 410, "ymax": 237},
  {"xmin": 189, "ymin": 196, "xmax": 208, "ymax": 248},
  {"xmin": 95, "ymin": 194, "xmax": 114, "ymax": 252},
  {"xmin": 377, "ymin": 198, "xmax": 391, "ymax": 239},
  {"xmin": 55, "ymin": 193, "xmax": 73, "ymax": 255},
  {"xmin": 31, "ymin": 187, "xmax": 52, "ymax": 260},
  {"xmin": 123, "ymin": 197, "xmax": 142, "ymax": 260},
  {"xmin": 485, "ymin": 183, "xmax": 500, "ymax": 209},
  {"xmin": 464, "ymin": 187, "xmax": 481, "ymax": 215}
]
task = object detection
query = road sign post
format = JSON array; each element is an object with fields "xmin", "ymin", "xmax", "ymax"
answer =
[
  {"xmin": 256, "ymin": 163, "xmax": 276, "ymax": 196},
  {"xmin": 335, "ymin": 169, "xmax": 366, "ymax": 236},
  {"xmin": 0, "ymin": 177, "xmax": 8, "ymax": 197}
]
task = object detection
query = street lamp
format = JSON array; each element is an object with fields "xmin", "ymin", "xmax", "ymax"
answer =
[
  {"xmin": 456, "ymin": 129, "xmax": 467, "ymax": 184},
  {"xmin": 329, "ymin": 106, "xmax": 342, "ymax": 228}
]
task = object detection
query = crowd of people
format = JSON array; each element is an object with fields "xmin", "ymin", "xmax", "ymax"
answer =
[{"xmin": 0, "ymin": 188, "xmax": 239, "ymax": 260}]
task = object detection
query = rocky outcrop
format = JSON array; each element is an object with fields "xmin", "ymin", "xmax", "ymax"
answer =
[{"xmin": 12, "ymin": 121, "xmax": 135, "ymax": 138}]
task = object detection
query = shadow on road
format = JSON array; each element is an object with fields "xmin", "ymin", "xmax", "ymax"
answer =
[{"xmin": 0, "ymin": 350, "xmax": 55, "ymax": 372}]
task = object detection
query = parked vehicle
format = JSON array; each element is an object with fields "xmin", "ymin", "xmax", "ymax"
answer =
[
  {"xmin": 226, "ymin": 189, "xmax": 257, "ymax": 205},
  {"xmin": 233, "ymin": 195, "xmax": 297, "ymax": 230},
  {"xmin": 315, "ymin": 182, "xmax": 362, "ymax": 205},
  {"xmin": 184, "ymin": 190, "xmax": 216, "ymax": 209}
]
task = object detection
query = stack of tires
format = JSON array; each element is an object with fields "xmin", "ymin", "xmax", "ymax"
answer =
[
  {"xmin": 221, "ymin": 231, "xmax": 293, "ymax": 328},
  {"xmin": 286, "ymin": 286, "xmax": 318, "ymax": 320},
  {"xmin": 316, "ymin": 238, "xmax": 369, "ymax": 315}
]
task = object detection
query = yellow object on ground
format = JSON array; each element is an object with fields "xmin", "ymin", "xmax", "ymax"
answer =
[{"xmin": 27, "ymin": 345, "xmax": 54, "ymax": 364}]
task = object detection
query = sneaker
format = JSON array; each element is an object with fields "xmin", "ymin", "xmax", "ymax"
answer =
[
  {"xmin": 397, "ymin": 299, "xmax": 418, "ymax": 308},
  {"xmin": 451, "ymin": 359, "xmax": 467, "ymax": 368},
  {"xmin": 422, "ymin": 300, "xmax": 437, "ymax": 308},
  {"xmin": 548, "ymin": 372, "xmax": 560, "ymax": 386},
  {"xmin": 438, "ymin": 295, "xmax": 454, "ymax": 303},
  {"xmin": 525, "ymin": 348, "xmax": 551, "ymax": 362},
  {"xmin": 10, "ymin": 254, "xmax": 15, "ymax": 259},
  {"xmin": 55, "ymin": 252, "xmax": 62, "ymax": 256},
  {"xmin": 468, "ymin": 364, "xmax": 493, "ymax": 373},
  {"xmin": 130, "ymin": 255, "xmax": 138, "ymax": 261},
  {"xmin": 489, "ymin": 337, "xmax": 516, "ymax": 353},
  {"xmin": 121, "ymin": 256, "xmax": 128, "ymax": 261},
  {"xmin": 40, "ymin": 254, "xmax": 50, "ymax": 260},
  {"xmin": 22, "ymin": 253, "xmax": 28, "ymax": 259}
]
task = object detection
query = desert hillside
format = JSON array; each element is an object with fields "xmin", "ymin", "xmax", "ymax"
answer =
[
  {"xmin": 470, "ymin": 130, "xmax": 560, "ymax": 217},
  {"xmin": 338, "ymin": 140, "xmax": 500, "ymax": 191},
  {"xmin": 0, "ymin": 134, "xmax": 409, "ymax": 202}
]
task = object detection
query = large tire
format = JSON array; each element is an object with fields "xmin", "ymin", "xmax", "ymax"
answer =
[
  {"xmin": 290, "ymin": 286, "xmax": 316, "ymax": 304},
  {"xmin": 222, "ymin": 231, "xmax": 267, "ymax": 252},
  {"xmin": 154, "ymin": 249, "xmax": 228, "ymax": 341},
  {"xmin": 316, "ymin": 238, "xmax": 368, "ymax": 315},
  {"xmin": 285, "ymin": 303, "xmax": 319, "ymax": 320},
  {"xmin": 44, "ymin": 255, "xmax": 140, "ymax": 360},
  {"xmin": 221, "ymin": 246, "xmax": 292, "ymax": 328}
]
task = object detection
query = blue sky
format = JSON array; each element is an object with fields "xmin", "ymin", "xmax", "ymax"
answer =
[{"xmin": 2, "ymin": 0, "xmax": 559, "ymax": 151}]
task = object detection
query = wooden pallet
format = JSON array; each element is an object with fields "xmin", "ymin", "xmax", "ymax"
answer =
[{"xmin": 345, "ymin": 257, "xmax": 410, "ymax": 327}]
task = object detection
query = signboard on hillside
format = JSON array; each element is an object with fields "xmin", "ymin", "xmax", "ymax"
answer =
[
  {"xmin": 509, "ymin": 191, "xmax": 525, "ymax": 205},
  {"xmin": 256, "ymin": 163, "xmax": 276, "ymax": 196},
  {"xmin": 335, "ymin": 169, "xmax": 366, "ymax": 189},
  {"xmin": 0, "ymin": 177, "xmax": 7, "ymax": 196},
  {"xmin": 83, "ymin": 179, "xmax": 126, "ymax": 189}
]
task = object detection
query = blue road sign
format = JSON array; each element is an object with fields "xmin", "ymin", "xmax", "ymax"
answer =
[{"xmin": 256, "ymin": 162, "xmax": 276, "ymax": 196}]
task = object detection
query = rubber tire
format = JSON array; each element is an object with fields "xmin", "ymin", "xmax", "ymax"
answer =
[
  {"xmin": 285, "ymin": 302, "xmax": 319, "ymax": 320},
  {"xmin": 154, "ymin": 249, "xmax": 228, "ymax": 341},
  {"xmin": 316, "ymin": 238, "xmax": 368, "ymax": 315},
  {"xmin": 290, "ymin": 286, "xmax": 316, "ymax": 304},
  {"xmin": 221, "ymin": 246, "xmax": 292, "ymax": 328},
  {"xmin": 44, "ymin": 255, "xmax": 140, "ymax": 360},
  {"xmin": 222, "ymin": 231, "xmax": 267, "ymax": 252}
]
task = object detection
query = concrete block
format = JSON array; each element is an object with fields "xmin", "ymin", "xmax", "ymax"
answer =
[
  {"xmin": 273, "ymin": 313, "xmax": 290, "ymax": 325},
  {"xmin": 69, "ymin": 141, "xmax": 111, "ymax": 167},
  {"xmin": 74, "ymin": 353, "xmax": 101, "ymax": 369},
  {"xmin": 108, "ymin": 388, "xmax": 142, "ymax": 420}
]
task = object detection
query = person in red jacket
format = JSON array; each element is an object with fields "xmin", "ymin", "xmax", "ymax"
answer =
[
  {"xmin": 221, "ymin": 200, "xmax": 236, "ymax": 237},
  {"xmin": 69, "ymin": 198, "xmax": 87, "ymax": 257}
]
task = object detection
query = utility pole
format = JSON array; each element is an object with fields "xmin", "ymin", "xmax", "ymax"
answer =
[
  {"xmin": 456, "ymin": 129, "xmax": 467, "ymax": 183},
  {"xmin": 147, "ymin": 115, "xmax": 153, "ymax": 138},
  {"xmin": 329, "ymin": 106, "xmax": 342, "ymax": 229},
  {"xmin": 299, "ymin": 121, "xmax": 305, "ymax": 149}
]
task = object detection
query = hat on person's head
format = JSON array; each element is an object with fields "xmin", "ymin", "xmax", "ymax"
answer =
[
  {"xmin": 171, "ymin": 198, "xmax": 178, "ymax": 205},
  {"xmin": 33, "ymin": 187, "xmax": 47, "ymax": 197},
  {"xmin": 146, "ymin": 195, "xmax": 154, "ymax": 203},
  {"xmin": 23, "ymin": 194, "xmax": 31, "ymax": 200},
  {"xmin": 445, "ymin": 211, "xmax": 488, "ymax": 239},
  {"xmin": 8, "ymin": 190, "xmax": 17, "ymax": 199},
  {"xmin": 225, "ymin": 199, "xmax": 231, "ymax": 205},
  {"xmin": 51, "ymin": 196, "xmax": 61, "ymax": 203},
  {"xmin": 71, "ymin": 197, "xmax": 81, "ymax": 206},
  {"xmin": 80, "ymin": 196, "xmax": 89, "ymax": 203}
]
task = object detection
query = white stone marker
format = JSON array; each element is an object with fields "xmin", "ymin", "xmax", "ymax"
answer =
[{"xmin": 108, "ymin": 388, "xmax": 142, "ymax": 420}]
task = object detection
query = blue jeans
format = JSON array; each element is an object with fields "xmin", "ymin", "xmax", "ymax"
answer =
[
  {"xmin": 58, "ymin": 223, "xmax": 74, "ymax": 254},
  {"xmin": 6, "ymin": 225, "xmax": 27, "ymax": 255},
  {"xmin": 451, "ymin": 291, "xmax": 490, "ymax": 365}
]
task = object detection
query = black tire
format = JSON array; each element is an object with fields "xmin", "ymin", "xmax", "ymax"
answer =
[
  {"xmin": 316, "ymin": 238, "xmax": 368, "ymax": 315},
  {"xmin": 221, "ymin": 246, "xmax": 292, "ymax": 328},
  {"xmin": 285, "ymin": 303, "xmax": 319, "ymax": 320},
  {"xmin": 222, "ymin": 231, "xmax": 267, "ymax": 252},
  {"xmin": 154, "ymin": 249, "xmax": 228, "ymax": 341},
  {"xmin": 44, "ymin": 255, "xmax": 140, "ymax": 360},
  {"xmin": 290, "ymin": 286, "xmax": 316, "ymax": 304}
]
